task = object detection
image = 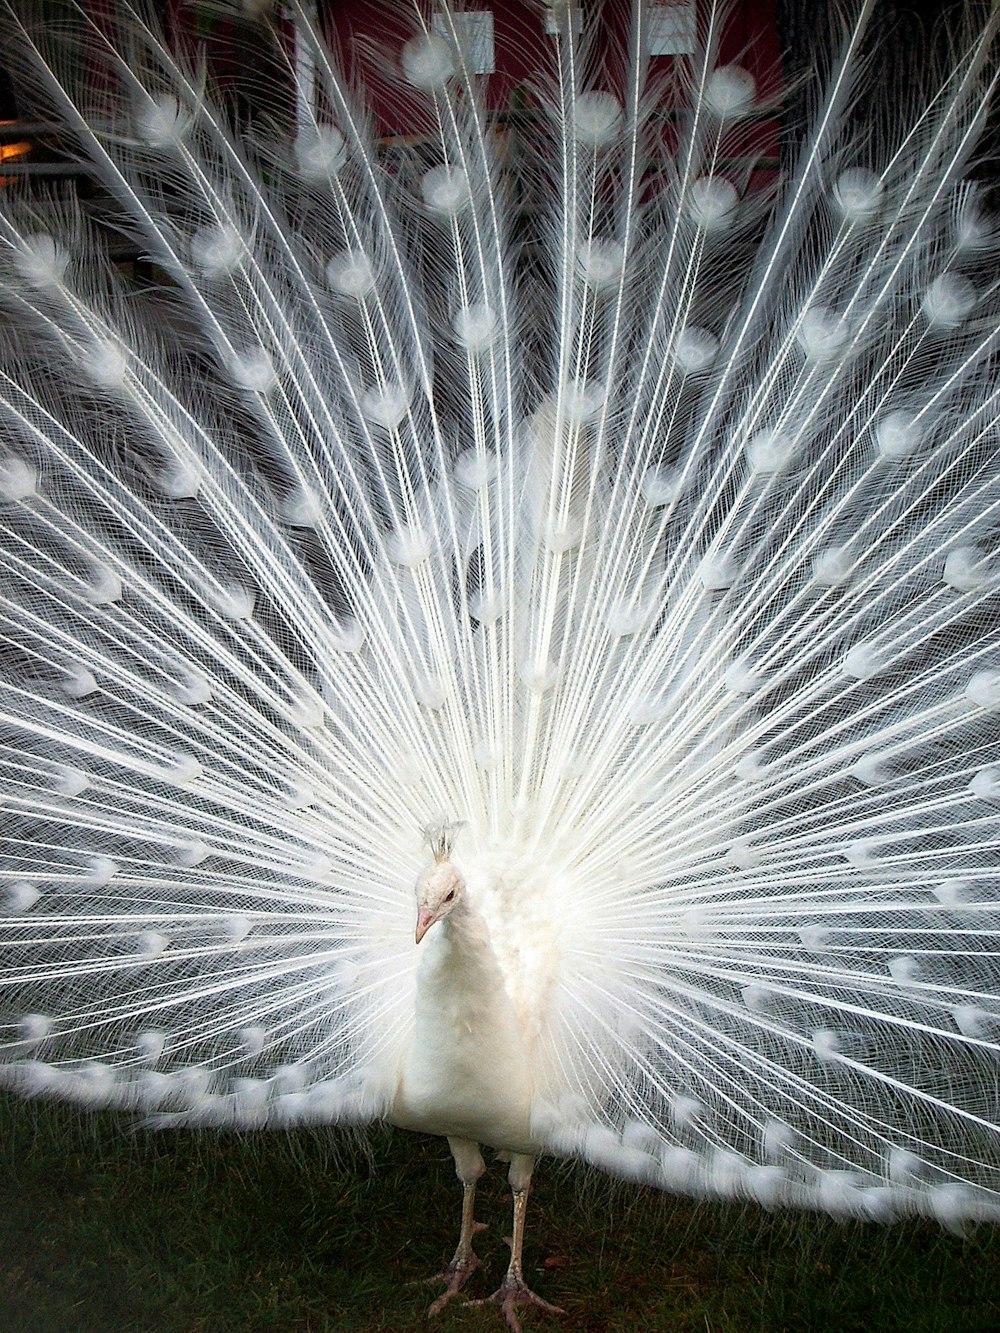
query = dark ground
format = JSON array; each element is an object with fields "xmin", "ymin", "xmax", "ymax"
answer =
[{"xmin": 1, "ymin": 1092, "xmax": 998, "ymax": 1333}]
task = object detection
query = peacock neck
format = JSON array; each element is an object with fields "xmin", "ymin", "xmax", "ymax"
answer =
[{"xmin": 419, "ymin": 894, "xmax": 501, "ymax": 994}]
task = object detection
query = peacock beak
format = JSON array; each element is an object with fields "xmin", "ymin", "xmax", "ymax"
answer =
[{"xmin": 415, "ymin": 906, "xmax": 435, "ymax": 944}]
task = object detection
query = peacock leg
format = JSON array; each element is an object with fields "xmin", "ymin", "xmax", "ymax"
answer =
[
  {"xmin": 466, "ymin": 1153, "xmax": 565, "ymax": 1333},
  {"xmin": 425, "ymin": 1137, "xmax": 488, "ymax": 1316}
]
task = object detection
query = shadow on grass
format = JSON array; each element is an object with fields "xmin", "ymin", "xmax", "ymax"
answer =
[{"xmin": 1, "ymin": 1093, "xmax": 997, "ymax": 1333}]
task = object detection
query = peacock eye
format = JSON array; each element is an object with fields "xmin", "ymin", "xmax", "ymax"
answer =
[{"xmin": 444, "ymin": 890, "xmax": 455, "ymax": 902}]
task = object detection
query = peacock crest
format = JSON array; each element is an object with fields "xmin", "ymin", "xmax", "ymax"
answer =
[{"xmin": 423, "ymin": 820, "xmax": 465, "ymax": 863}]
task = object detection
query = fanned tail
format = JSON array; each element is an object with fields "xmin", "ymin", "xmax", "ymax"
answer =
[{"xmin": 1, "ymin": 1, "xmax": 999, "ymax": 1223}]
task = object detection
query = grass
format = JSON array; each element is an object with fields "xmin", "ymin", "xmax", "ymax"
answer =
[{"xmin": 1, "ymin": 1092, "xmax": 998, "ymax": 1333}]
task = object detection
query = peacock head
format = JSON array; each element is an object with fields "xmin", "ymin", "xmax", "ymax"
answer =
[{"xmin": 414, "ymin": 822, "xmax": 465, "ymax": 944}]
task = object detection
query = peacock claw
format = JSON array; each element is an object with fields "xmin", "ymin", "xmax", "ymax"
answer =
[
  {"xmin": 466, "ymin": 1274, "xmax": 565, "ymax": 1333},
  {"xmin": 422, "ymin": 1220, "xmax": 488, "ymax": 1316}
]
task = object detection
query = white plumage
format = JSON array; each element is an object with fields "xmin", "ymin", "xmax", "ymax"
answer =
[{"xmin": 1, "ymin": 0, "xmax": 1000, "ymax": 1326}]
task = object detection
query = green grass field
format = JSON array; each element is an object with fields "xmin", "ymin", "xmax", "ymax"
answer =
[{"xmin": 2, "ymin": 1092, "xmax": 998, "ymax": 1333}]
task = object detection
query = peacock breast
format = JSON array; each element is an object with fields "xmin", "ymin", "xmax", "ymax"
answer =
[{"xmin": 390, "ymin": 906, "xmax": 539, "ymax": 1153}]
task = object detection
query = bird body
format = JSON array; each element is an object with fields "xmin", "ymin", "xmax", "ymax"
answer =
[
  {"xmin": 2, "ymin": 0, "xmax": 1000, "ymax": 1323},
  {"xmin": 393, "ymin": 878, "xmax": 538, "ymax": 1157}
]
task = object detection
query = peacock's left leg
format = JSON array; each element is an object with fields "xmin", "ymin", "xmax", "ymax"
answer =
[
  {"xmin": 466, "ymin": 1153, "xmax": 565, "ymax": 1333},
  {"xmin": 426, "ymin": 1136, "xmax": 488, "ymax": 1317}
]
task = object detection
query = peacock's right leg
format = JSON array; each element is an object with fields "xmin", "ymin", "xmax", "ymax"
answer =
[
  {"xmin": 426, "ymin": 1136, "xmax": 488, "ymax": 1317},
  {"xmin": 466, "ymin": 1153, "xmax": 565, "ymax": 1333}
]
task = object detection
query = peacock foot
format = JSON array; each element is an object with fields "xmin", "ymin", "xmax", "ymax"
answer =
[
  {"xmin": 466, "ymin": 1273, "xmax": 565, "ymax": 1333},
  {"xmin": 422, "ymin": 1220, "xmax": 488, "ymax": 1317}
]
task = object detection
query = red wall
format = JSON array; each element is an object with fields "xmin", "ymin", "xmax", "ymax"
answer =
[
  {"xmin": 324, "ymin": 1, "xmax": 781, "ymax": 134},
  {"xmin": 158, "ymin": 0, "xmax": 781, "ymax": 173}
]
